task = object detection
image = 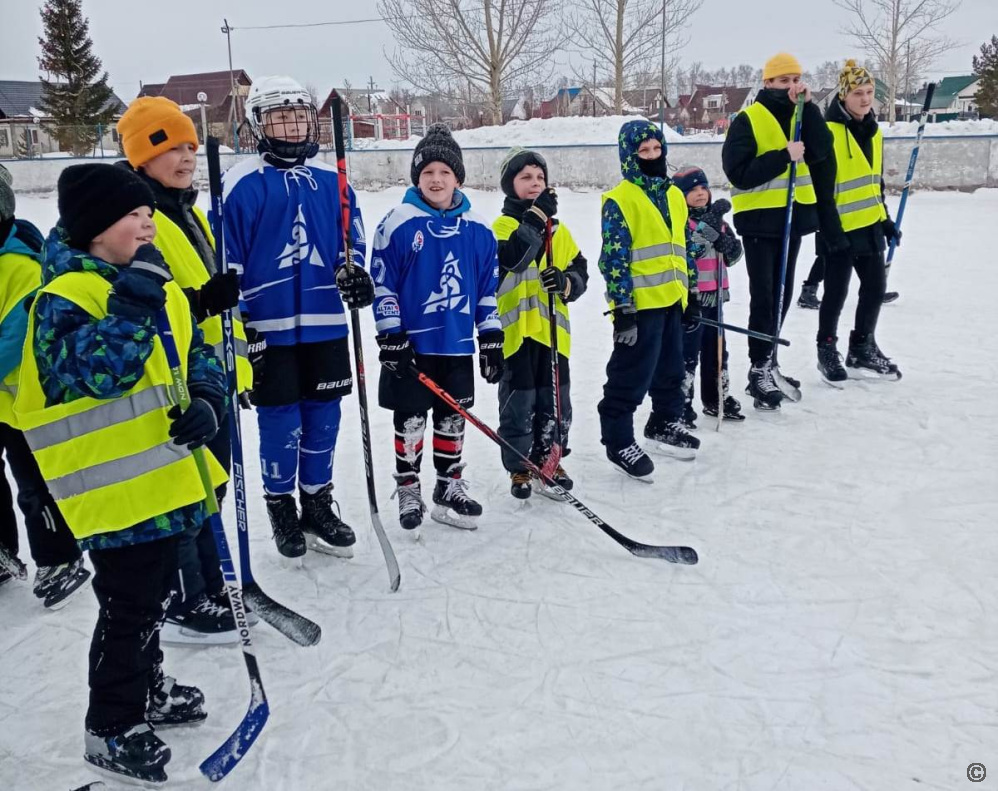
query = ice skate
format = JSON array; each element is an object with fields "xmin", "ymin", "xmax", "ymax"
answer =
[
  {"xmin": 161, "ymin": 592, "xmax": 240, "ymax": 646},
  {"xmin": 606, "ymin": 442, "xmax": 654, "ymax": 481},
  {"xmin": 147, "ymin": 673, "xmax": 207, "ymax": 728},
  {"xmin": 817, "ymin": 336, "xmax": 848, "ymax": 388},
  {"xmin": 266, "ymin": 494, "xmax": 306, "ymax": 559},
  {"xmin": 300, "ymin": 485, "xmax": 356, "ymax": 558},
  {"xmin": 747, "ymin": 361, "xmax": 784, "ymax": 411},
  {"xmin": 644, "ymin": 415, "xmax": 700, "ymax": 461},
  {"xmin": 532, "ymin": 464, "xmax": 574, "ymax": 500},
  {"xmin": 702, "ymin": 396, "xmax": 746, "ymax": 421},
  {"xmin": 84, "ymin": 723, "xmax": 170, "ymax": 785},
  {"xmin": 431, "ymin": 463, "xmax": 481, "ymax": 530},
  {"xmin": 509, "ymin": 470, "xmax": 533, "ymax": 500},
  {"xmin": 392, "ymin": 473, "xmax": 426, "ymax": 539},
  {"xmin": 846, "ymin": 332, "xmax": 902, "ymax": 380},
  {"xmin": 797, "ymin": 283, "xmax": 821, "ymax": 309},
  {"xmin": 32, "ymin": 557, "xmax": 91, "ymax": 610}
]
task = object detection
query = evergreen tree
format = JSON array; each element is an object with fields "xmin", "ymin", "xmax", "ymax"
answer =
[
  {"xmin": 972, "ymin": 35, "xmax": 998, "ymax": 118},
  {"xmin": 37, "ymin": 0, "xmax": 117, "ymax": 155}
]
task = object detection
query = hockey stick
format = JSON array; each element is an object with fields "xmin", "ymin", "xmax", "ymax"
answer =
[
  {"xmin": 698, "ymin": 316, "xmax": 790, "ymax": 346},
  {"xmin": 154, "ymin": 311, "xmax": 269, "ymax": 782},
  {"xmin": 413, "ymin": 367, "xmax": 698, "ymax": 564},
  {"xmin": 539, "ymin": 218, "xmax": 564, "ymax": 479},
  {"xmin": 0, "ymin": 543, "xmax": 27, "ymax": 580},
  {"xmin": 884, "ymin": 82, "xmax": 936, "ymax": 302},
  {"xmin": 330, "ymin": 92, "xmax": 401, "ymax": 593},
  {"xmin": 769, "ymin": 93, "xmax": 805, "ymax": 402},
  {"xmin": 205, "ymin": 137, "xmax": 322, "ymax": 647},
  {"xmin": 715, "ymin": 253, "xmax": 725, "ymax": 432}
]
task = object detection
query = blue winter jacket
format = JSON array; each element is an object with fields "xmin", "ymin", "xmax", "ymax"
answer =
[{"xmin": 0, "ymin": 219, "xmax": 44, "ymax": 381}]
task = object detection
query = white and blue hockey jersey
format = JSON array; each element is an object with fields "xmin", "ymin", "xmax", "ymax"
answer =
[
  {"xmin": 219, "ymin": 156, "xmax": 366, "ymax": 346},
  {"xmin": 371, "ymin": 187, "xmax": 500, "ymax": 356}
]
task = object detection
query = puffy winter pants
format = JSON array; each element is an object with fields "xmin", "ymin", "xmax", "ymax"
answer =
[
  {"xmin": 598, "ymin": 305, "xmax": 684, "ymax": 451},
  {"xmin": 817, "ymin": 251, "xmax": 886, "ymax": 341},
  {"xmin": 497, "ymin": 339, "xmax": 572, "ymax": 473},
  {"xmin": 744, "ymin": 234, "xmax": 802, "ymax": 363},
  {"xmin": 0, "ymin": 422, "xmax": 80, "ymax": 567},
  {"xmin": 86, "ymin": 534, "xmax": 180, "ymax": 735}
]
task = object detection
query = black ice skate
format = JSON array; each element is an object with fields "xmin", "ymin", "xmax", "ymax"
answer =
[
  {"xmin": 266, "ymin": 494, "xmax": 306, "ymax": 559},
  {"xmin": 147, "ymin": 673, "xmax": 207, "ymax": 728},
  {"xmin": 531, "ymin": 464, "xmax": 574, "ymax": 500},
  {"xmin": 84, "ymin": 723, "xmax": 171, "ymax": 784},
  {"xmin": 846, "ymin": 332, "xmax": 902, "ymax": 380},
  {"xmin": 644, "ymin": 415, "xmax": 700, "ymax": 461},
  {"xmin": 392, "ymin": 473, "xmax": 426, "ymax": 537},
  {"xmin": 797, "ymin": 283, "xmax": 821, "ymax": 309},
  {"xmin": 206, "ymin": 589, "xmax": 259, "ymax": 627},
  {"xmin": 431, "ymin": 463, "xmax": 482, "ymax": 530},
  {"xmin": 702, "ymin": 396, "xmax": 746, "ymax": 421},
  {"xmin": 510, "ymin": 471, "xmax": 533, "ymax": 500},
  {"xmin": 817, "ymin": 336, "xmax": 848, "ymax": 387},
  {"xmin": 882, "ymin": 291, "xmax": 900, "ymax": 304},
  {"xmin": 300, "ymin": 484, "xmax": 356, "ymax": 557},
  {"xmin": 606, "ymin": 442, "xmax": 654, "ymax": 481},
  {"xmin": 161, "ymin": 592, "xmax": 239, "ymax": 647},
  {"xmin": 32, "ymin": 557, "xmax": 91, "ymax": 610},
  {"xmin": 747, "ymin": 362, "xmax": 784, "ymax": 411}
]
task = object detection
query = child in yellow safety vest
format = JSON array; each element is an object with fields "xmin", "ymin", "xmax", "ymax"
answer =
[
  {"xmin": 494, "ymin": 148, "xmax": 588, "ymax": 499},
  {"xmin": 13, "ymin": 163, "xmax": 228, "ymax": 784}
]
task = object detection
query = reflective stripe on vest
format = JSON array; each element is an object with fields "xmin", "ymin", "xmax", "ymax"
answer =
[
  {"xmin": 13, "ymin": 271, "xmax": 227, "ymax": 540},
  {"xmin": 152, "ymin": 209, "xmax": 253, "ymax": 392},
  {"xmin": 829, "ymin": 122, "xmax": 887, "ymax": 232},
  {"xmin": 730, "ymin": 102, "xmax": 816, "ymax": 214},
  {"xmin": 601, "ymin": 180, "xmax": 689, "ymax": 312},
  {"xmin": 492, "ymin": 215, "xmax": 578, "ymax": 358}
]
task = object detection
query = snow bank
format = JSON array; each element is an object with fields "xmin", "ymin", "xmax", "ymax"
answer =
[{"xmin": 881, "ymin": 118, "xmax": 998, "ymax": 137}]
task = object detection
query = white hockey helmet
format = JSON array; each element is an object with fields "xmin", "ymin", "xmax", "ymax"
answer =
[{"xmin": 244, "ymin": 75, "xmax": 319, "ymax": 162}]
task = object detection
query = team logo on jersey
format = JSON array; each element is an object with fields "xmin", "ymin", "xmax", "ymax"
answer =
[
  {"xmin": 422, "ymin": 252, "xmax": 469, "ymax": 315},
  {"xmin": 426, "ymin": 219, "xmax": 462, "ymax": 239},
  {"xmin": 379, "ymin": 296, "xmax": 401, "ymax": 317},
  {"xmin": 276, "ymin": 206, "xmax": 325, "ymax": 269},
  {"xmin": 412, "ymin": 230, "xmax": 424, "ymax": 252}
]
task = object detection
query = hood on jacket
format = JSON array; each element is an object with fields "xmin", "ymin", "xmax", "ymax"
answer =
[
  {"xmin": 403, "ymin": 185, "xmax": 471, "ymax": 218},
  {"xmin": 41, "ymin": 225, "xmax": 120, "ymax": 286},
  {"xmin": 617, "ymin": 120, "xmax": 669, "ymax": 184},
  {"xmin": 824, "ymin": 98, "xmax": 879, "ymax": 162},
  {"xmin": 1, "ymin": 218, "xmax": 45, "ymax": 261}
]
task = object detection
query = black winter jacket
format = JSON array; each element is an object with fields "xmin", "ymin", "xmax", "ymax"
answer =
[{"xmin": 722, "ymin": 89, "xmax": 835, "ymax": 239}]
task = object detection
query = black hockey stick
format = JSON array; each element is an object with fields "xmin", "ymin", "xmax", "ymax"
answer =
[
  {"xmin": 330, "ymin": 93, "xmax": 401, "ymax": 592},
  {"xmin": 698, "ymin": 316, "xmax": 790, "ymax": 346},
  {"xmin": 205, "ymin": 137, "xmax": 323, "ymax": 646},
  {"xmin": 414, "ymin": 368, "xmax": 698, "ymax": 564}
]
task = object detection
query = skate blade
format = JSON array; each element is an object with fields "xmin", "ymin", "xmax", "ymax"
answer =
[
  {"xmin": 819, "ymin": 372, "xmax": 847, "ymax": 390},
  {"xmin": 772, "ymin": 370, "xmax": 802, "ymax": 402},
  {"xmin": 430, "ymin": 505, "xmax": 479, "ymax": 530},
  {"xmin": 305, "ymin": 536, "xmax": 355, "ymax": 558},
  {"xmin": 147, "ymin": 713, "xmax": 208, "ymax": 730},
  {"xmin": 160, "ymin": 625, "xmax": 240, "ymax": 647},
  {"xmin": 752, "ymin": 398, "xmax": 782, "ymax": 412},
  {"xmin": 610, "ymin": 464, "xmax": 654, "ymax": 483},
  {"xmin": 646, "ymin": 441, "xmax": 697, "ymax": 462},
  {"xmin": 530, "ymin": 479, "xmax": 568, "ymax": 501},
  {"xmin": 846, "ymin": 366, "xmax": 901, "ymax": 382},
  {"xmin": 42, "ymin": 568, "xmax": 92, "ymax": 611},
  {"xmin": 83, "ymin": 756, "xmax": 167, "ymax": 787},
  {"xmin": 703, "ymin": 409, "xmax": 746, "ymax": 422}
]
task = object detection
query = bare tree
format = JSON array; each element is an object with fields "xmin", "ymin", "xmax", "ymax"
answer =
[
  {"xmin": 734, "ymin": 64, "xmax": 758, "ymax": 87},
  {"xmin": 567, "ymin": 0, "xmax": 702, "ymax": 114},
  {"xmin": 378, "ymin": 0, "xmax": 563, "ymax": 125},
  {"xmin": 304, "ymin": 82, "xmax": 321, "ymax": 107},
  {"xmin": 833, "ymin": 0, "xmax": 960, "ymax": 121},
  {"xmin": 813, "ymin": 60, "xmax": 842, "ymax": 90}
]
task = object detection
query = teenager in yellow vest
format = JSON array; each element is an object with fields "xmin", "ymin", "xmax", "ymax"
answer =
[
  {"xmin": 116, "ymin": 96, "xmax": 246, "ymax": 645},
  {"xmin": 0, "ymin": 163, "xmax": 90, "ymax": 606},
  {"xmin": 722, "ymin": 52, "xmax": 834, "ymax": 409},
  {"xmin": 14, "ymin": 164, "xmax": 227, "ymax": 780},
  {"xmin": 815, "ymin": 60, "xmax": 902, "ymax": 384},
  {"xmin": 493, "ymin": 148, "xmax": 588, "ymax": 499},
  {"xmin": 597, "ymin": 121, "xmax": 703, "ymax": 480}
]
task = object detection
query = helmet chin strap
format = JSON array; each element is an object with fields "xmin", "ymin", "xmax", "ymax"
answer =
[{"xmin": 258, "ymin": 139, "xmax": 320, "ymax": 169}]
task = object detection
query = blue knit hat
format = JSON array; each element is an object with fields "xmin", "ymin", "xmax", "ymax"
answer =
[{"xmin": 673, "ymin": 166, "xmax": 709, "ymax": 195}]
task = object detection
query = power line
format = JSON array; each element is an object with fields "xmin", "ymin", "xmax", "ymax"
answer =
[{"xmin": 233, "ymin": 16, "xmax": 389, "ymax": 31}]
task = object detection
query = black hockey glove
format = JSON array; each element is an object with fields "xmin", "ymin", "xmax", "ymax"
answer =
[
  {"xmin": 882, "ymin": 218, "xmax": 902, "ymax": 248},
  {"xmin": 714, "ymin": 231, "xmax": 741, "ymax": 260},
  {"xmin": 168, "ymin": 398, "xmax": 219, "ymax": 450},
  {"xmin": 540, "ymin": 265, "xmax": 568, "ymax": 295},
  {"xmin": 700, "ymin": 199, "xmax": 732, "ymax": 235},
  {"xmin": 245, "ymin": 326, "xmax": 267, "ymax": 388},
  {"xmin": 612, "ymin": 305, "xmax": 638, "ymax": 346},
  {"xmin": 523, "ymin": 187, "xmax": 558, "ymax": 231},
  {"xmin": 683, "ymin": 292, "xmax": 701, "ymax": 332},
  {"xmin": 191, "ymin": 271, "xmax": 240, "ymax": 321},
  {"xmin": 478, "ymin": 330, "xmax": 505, "ymax": 384},
  {"xmin": 336, "ymin": 265, "xmax": 375, "ymax": 310},
  {"xmin": 377, "ymin": 331, "xmax": 415, "ymax": 379},
  {"xmin": 108, "ymin": 243, "xmax": 172, "ymax": 319}
]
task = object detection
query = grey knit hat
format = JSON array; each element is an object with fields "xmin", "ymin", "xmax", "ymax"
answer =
[
  {"xmin": 411, "ymin": 123, "xmax": 465, "ymax": 185},
  {"xmin": 0, "ymin": 164, "xmax": 14, "ymax": 223}
]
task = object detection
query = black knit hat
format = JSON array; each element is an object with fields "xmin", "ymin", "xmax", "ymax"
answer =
[
  {"xmin": 499, "ymin": 147, "xmax": 548, "ymax": 199},
  {"xmin": 672, "ymin": 166, "xmax": 710, "ymax": 195},
  {"xmin": 57, "ymin": 163, "xmax": 156, "ymax": 249},
  {"xmin": 411, "ymin": 123, "xmax": 465, "ymax": 185}
]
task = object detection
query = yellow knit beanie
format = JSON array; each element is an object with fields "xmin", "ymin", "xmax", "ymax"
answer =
[
  {"xmin": 117, "ymin": 96, "xmax": 199, "ymax": 168},
  {"xmin": 763, "ymin": 53, "xmax": 803, "ymax": 80},
  {"xmin": 838, "ymin": 59, "xmax": 874, "ymax": 99}
]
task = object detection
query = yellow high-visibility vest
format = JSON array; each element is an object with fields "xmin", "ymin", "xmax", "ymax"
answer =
[
  {"xmin": 492, "ymin": 216, "xmax": 579, "ymax": 359},
  {"xmin": 731, "ymin": 102, "xmax": 816, "ymax": 213},
  {"xmin": 152, "ymin": 208, "xmax": 253, "ymax": 392},
  {"xmin": 828, "ymin": 121, "xmax": 887, "ymax": 232},
  {"xmin": 601, "ymin": 180, "xmax": 689, "ymax": 312},
  {"xmin": 0, "ymin": 250, "xmax": 41, "ymax": 425},
  {"xmin": 13, "ymin": 272, "xmax": 227, "ymax": 540}
]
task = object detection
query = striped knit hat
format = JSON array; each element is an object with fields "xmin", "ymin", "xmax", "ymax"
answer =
[{"xmin": 838, "ymin": 59, "xmax": 874, "ymax": 99}]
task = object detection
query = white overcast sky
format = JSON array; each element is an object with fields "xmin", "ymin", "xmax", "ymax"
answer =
[{"xmin": 2, "ymin": 0, "xmax": 993, "ymax": 101}]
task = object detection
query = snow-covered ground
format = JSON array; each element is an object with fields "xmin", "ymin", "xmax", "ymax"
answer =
[{"xmin": 3, "ymin": 187, "xmax": 997, "ymax": 790}]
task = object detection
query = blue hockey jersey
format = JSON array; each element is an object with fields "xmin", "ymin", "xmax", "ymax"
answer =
[
  {"xmin": 371, "ymin": 187, "xmax": 500, "ymax": 356},
  {"xmin": 219, "ymin": 156, "xmax": 366, "ymax": 346}
]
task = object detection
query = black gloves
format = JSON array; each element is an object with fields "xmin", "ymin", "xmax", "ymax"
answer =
[
  {"xmin": 168, "ymin": 398, "xmax": 219, "ymax": 450},
  {"xmin": 377, "ymin": 331, "xmax": 415, "ymax": 378},
  {"xmin": 245, "ymin": 326, "xmax": 267, "ymax": 387},
  {"xmin": 108, "ymin": 243, "xmax": 172, "ymax": 320},
  {"xmin": 189, "ymin": 271, "xmax": 240, "ymax": 321},
  {"xmin": 612, "ymin": 306, "xmax": 638, "ymax": 346},
  {"xmin": 540, "ymin": 265, "xmax": 568, "ymax": 295},
  {"xmin": 882, "ymin": 218, "xmax": 902, "ymax": 248},
  {"xmin": 683, "ymin": 292, "xmax": 701, "ymax": 331},
  {"xmin": 715, "ymin": 232, "xmax": 741, "ymax": 260},
  {"xmin": 699, "ymin": 199, "xmax": 733, "ymax": 238},
  {"xmin": 477, "ymin": 330, "xmax": 505, "ymax": 384},
  {"xmin": 336, "ymin": 265, "xmax": 375, "ymax": 309},
  {"xmin": 523, "ymin": 187, "xmax": 558, "ymax": 231}
]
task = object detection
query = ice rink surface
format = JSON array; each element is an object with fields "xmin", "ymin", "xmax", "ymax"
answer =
[{"xmin": 2, "ymin": 186, "xmax": 996, "ymax": 790}]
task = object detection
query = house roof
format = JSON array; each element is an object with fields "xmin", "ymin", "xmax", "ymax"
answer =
[
  {"xmin": 621, "ymin": 88, "xmax": 666, "ymax": 109},
  {"xmin": 916, "ymin": 75, "xmax": 978, "ymax": 109},
  {"xmin": 138, "ymin": 83, "xmax": 166, "ymax": 97},
  {"xmin": 140, "ymin": 70, "xmax": 251, "ymax": 109},
  {"xmin": 0, "ymin": 79, "xmax": 125, "ymax": 119}
]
